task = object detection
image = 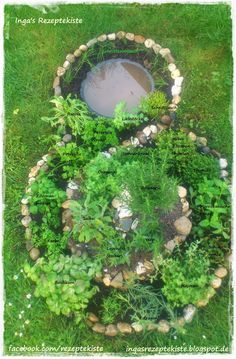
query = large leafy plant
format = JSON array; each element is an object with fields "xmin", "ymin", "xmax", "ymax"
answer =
[{"xmin": 24, "ymin": 254, "xmax": 101, "ymax": 323}]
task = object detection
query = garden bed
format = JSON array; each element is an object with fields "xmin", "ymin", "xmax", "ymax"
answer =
[{"xmin": 21, "ymin": 31, "xmax": 231, "ymax": 337}]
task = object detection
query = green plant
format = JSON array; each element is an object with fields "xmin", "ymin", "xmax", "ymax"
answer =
[
  {"xmin": 156, "ymin": 129, "xmax": 219, "ymax": 188},
  {"xmin": 42, "ymin": 95, "xmax": 91, "ymax": 136},
  {"xmin": 190, "ymin": 178, "xmax": 231, "ymax": 265},
  {"xmin": 161, "ymin": 242, "xmax": 212, "ymax": 307},
  {"xmin": 113, "ymin": 101, "xmax": 147, "ymax": 130},
  {"xmin": 28, "ymin": 172, "xmax": 68, "ymax": 256},
  {"xmin": 100, "ymin": 290, "xmax": 124, "ymax": 324},
  {"xmin": 140, "ymin": 90, "xmax": 169, "ymax": 119},
  {"xmin": 24, "ymin": 254, "xmax": 101, "ymax": 323},
  {"xmin": 113, "ymin": 283, "xmax": 166, "ymax": 324}
]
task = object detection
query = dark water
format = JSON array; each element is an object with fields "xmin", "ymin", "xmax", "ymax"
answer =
[{"xmin": 80, "ymin": 59, "xmax": 155, "ymax": 117}]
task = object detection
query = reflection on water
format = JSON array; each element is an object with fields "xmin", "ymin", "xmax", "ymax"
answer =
[{"xmin": 80, "ymin": 59, "xmax": 155, "ymax": 117}]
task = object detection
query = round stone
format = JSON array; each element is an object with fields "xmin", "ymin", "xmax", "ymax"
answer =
[
  {"xmin": 134, "ymin": 35, "xmax": 145, "ymax": 43},
  {"xmin": 172, "ymin": 95, "xmax": 181, "ymax": 105},
  {"xmin": 88, "ymin": 313, "xmax": 99, "ymax": 323},
  {"xmin": 107, "ymin": 33, "xmax": 116, "ymax": 40},
  {"xmin": 97, "ymin": 34, "xmax": 107, "ymax": 42},
  {"xmin": 92, "ymin": 323, "xmax": 105, "ymax": 334},
  {"xmin": 131, "ymin": 322, "xmax": 143, "ymax": 333},
  {"xmin": 175, "ymin": 76, "xmax": 184, "ymax": 87},
  {"xmin": 57, "ymin": 67, "xmax": 66, "ymax": 77},
  {"xmin": 220, "ymin": 170, "xmax": 229, "ymax": 179},
  {"xmin": 160, "ymin": 115, "xmax": 172, "ymax": 125},
  {"xmin": 29, "ymin": 165, "xmax": 40, "ymax": 178},
  {"xmin": 150, "ymin": 125, "xmax": 158, "ymax": 134},
  {"xmin": 178, "ymin": 186, "xmax": 187, "ymax": 198},
  {"xmin": 62, "ymin": 134, "xmax": 72, "ymax": 143},
  {"xmin": 214, "ymin": 267, "xmax": 228, "ymax": 278},
  {"xmin": 157, "ymin": 320, "xmax": 170, "ymax": 333},
  {"xmin": 182, "ymin": 201, "xmax": 190, "ymax": 213},
  {"xmin": 125, "ymin": 33, "xmax": 135, "ymax": 41},
  {"xmin": 211, "ymin": 277, "xmax": 222, "ymax": 289},
  {"xmin": 168, "ymin": 63, "xmax": 176, "ymax": 72},
  {"xmin": 174, "ymin": 216, "xmax": 192, "ymax": 235},
  {"xmin": 74, "ymin": 49, "xmax": 82, "ymax": 57},
  {"xmin": 117, "ymin": 322, "xmax": 132, "ymax": 334},
  {"xmin": 79, "ymin": 44, "xmax": 88, "ymax": 52},
  {"xmin": 37, "ymin": 159, "xmax": 45, "ymax": 167},
  {"xmin": 21, "ymin": 205, "xmax": 29, "ymax": 216},
  {"xmin": 105, "ymin": 324, "xmax": 118, "ymax": 337},
  {"xmin": 63, "ymin": 60, "xmax": 70, "ymax": 70},
  {"xmin": 188, "ymin": 132, "xmax": 197, "ymax": 141},
  {"xmin": 29, "ymin": 247, "xmax": 40, "ymax": 261},
  {"xmin": 171, "ymin": 69, "xmax": 181, "ymax": 79},
  {"xmin": 159, "ymin": 48, "xmax": 171, "ymax": 57},
  {"xmin": 87, "ymin": 38, "xmax": 97, "ymax": 47},
  {"xmin": 142, "ymin": 126, "xmax": 151, "ymax": 137},
  {"xmin": 219, "ymin": 158, "xmax": 228, "ymax": 169},
  {"xmin": 66, "ymin": 54, "xmax": 75, "ymax": 63},
  {"xmin": 152, "ymin": 43, "xmax": 162, "ymax": 54},
  {"xmin": 165, "ymin": 240, "xmax": 176, "ymax": 252},
  {"xmin": 21, "ymin": 216, "xmax": 32, "ymax": 227},
  {"xmin": 112, "ymin": 198, "xmax": 122, "ymax": 209},
  {"xmin": 116, "ymin": 31, "xmax": 126, "ymax": 39},
  {"xmin": 144, "ymin": 38, "xmax": 155, "ymax": 48},
  {"xmin": 131, "ymin": 137, "xmax": 140, "ymax": 147},
  {"xmin": 196, "ymin": 137, "xmax": 208, "ymax": 147},
  {"xmin": 183, "ymin": 304, "xmax": 196, "ymax": 323}
]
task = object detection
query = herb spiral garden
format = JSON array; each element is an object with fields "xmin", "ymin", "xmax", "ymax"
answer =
[{"xmin": 21, "ymin": 31, "xmax": 231, "ymax": 337}]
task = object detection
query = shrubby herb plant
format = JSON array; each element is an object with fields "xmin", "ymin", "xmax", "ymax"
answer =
[{"xmin": 140, "ymin": 90, "xmax": 169, "ymax": 119}]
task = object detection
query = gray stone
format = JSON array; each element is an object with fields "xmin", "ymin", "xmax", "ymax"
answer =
[
  {"xmin": 62, "ymin": 134, "xmax": 72, "ymax": 143},
  {"xmin": 118, "ymin": 217, "xmax": 133, "ymax": 232},
  {"xmin": 21, "ymin": 216, "xmax": 32, "ymax": 227},
  {"xmin": 26, "ymin": 240, "xmax": 34, "ymax": 252},
  {"xmin": 87, "ymin": 38, "xmax": 97, "ymax": 47},
  {"xmin": 219, "ymin": 158, "xmax": 228, "ymax": 169},
  {"xmin": 54, "ymin": 86, "xmax": 61, "ymax": 96},
  {"xmin": 165, "ymin": 53, "xmax": 175, "ymax": 64},
  {"xmin": 25, "ymin": 228, "xmax": 32, "ymax": 240},
  {"xmin": 136, "ymin": 131, "xmax": 148, "ymax": 145},
  {"xmin": 144, "ymin": 38, "xmax": 155, "ymax": 48},
  {"xmin": 159, "ymin": 48, "xmax": 171, "ymax": 57},
  {"xmin": 116, "ymin": 31, "xmax": 126, "ymax": 39},
  {"xmin": 165, "ymin": 240, "xmax": 176, "ymax": 252},
  {"xmin": 200, "ymin": 146, "xmax": 211, "ymax": 154},
  {"xmin": 196, "ymin": 137, "xmax": 207, "ymax": 147},
  {"xmin": 118, "ymin": 206, "xmax": 132, "ymax": 219}
]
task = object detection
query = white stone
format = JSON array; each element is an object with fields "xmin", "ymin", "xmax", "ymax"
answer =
[
  {"xmin": 131, "ymin": 218, "xmax": 139, "ymax": 230},
  {"xmin": 21, "ymin": 197, "xmax": 30, "ymax": 205},
  {"xmin": 178, "ymin": 186, "xmax": 187, "ymax": 198},
  {"xmin": 97, "ymin": 34, "xmax": 107, "ymax": 42},
  {"xmin": 21, "ymin": 216, "xmax": 32, "ymax": 227},
  {"xmin": 219, "ymin": 158, "xmax": 228, "ymax": 169},
  {"xmin": 28, "ymin": 177, "xmax": 36, "ymax": 184},
  {"xmin": 171, "ymin": 85, "xmax": 181, "ymax": 96},
  {"xmin": 125, "ymin": 33, "xmax": 135, "ymax": 41},
  {"xmin": 63, "ymin": 60, "xmax": 70, "ymax": 70},
  {"xmin": 79, "ymin": 44, "xmax": 88, "ymax": 52},
  {"xmin": 107, "ymin": 33, "xmax": 116, "ymax": 40},
  {"xmin": 131, "ymin": 137, "xmax": 140, "ymax": 147},
  {"xmin": 143, "ymin": 126, "xmax": 151, "ymax": 137},
  {"xmin": 118, "ymin": 206, "xmax": 133, "ymax": 219},
  {"xmin": 150, "ymin": 125, "xmax": 158, "ymax": 134},
  {"xmin": 214, "ymin": 267, "xmax": 228, "ymax": 278},
  {"xmin": 220, "ymin": 170, "xmax": 228, "ymax": 179},
  {"xmin": 152, "ymin": 43, "xmax": 162, "ymax": 54},
  {"xmin": 112, "ymin": 198, "xmax": 122, "ymax": 209},
  {"xmin": 171, "ymin": 69, "xmax": 181, "ymax": 79},
  {"xmin": 101, "ymin": 151, "xmax": 112, "ymax": 158},
  {"xmin": 168, "ymin": 63, "xmax": 176, "ymax": 72},
  {"xmin": 188, "ymin": 132, "xmax": 197, "ymax": 141},
  {"xmin": 42, "ymin": 154, "xmax": 49, "ymax": 162},
  {"xmin": 183, "ymin": 304, "xmax": 196, "ymax": 323},
  {"xmin": 37, "ymin": 159, "xmax": 44, "ymax": 167},
  {"xmin": 68, "ymin": 181, "xmax": 78, "ymax": 190},
  {"xmin": 211, "ymin": 277, "xmax": 222, "ymax": 289},
  {"xmin": 174, "ymin": 76, "xmax": 184, "ymax": 87},
  {"xmin": 144, "ymin": 38, "xmax": 155, "ymax": 48},
  {"xmin": 87, "ymin": 38, "xmax": 97, "ymax": 47},
  {"xmin": 135, "ymin": 262, "xmax": 146, "ymax": 275},
  {"xmin": 108, "ymin": 147, "xmax": 117, "ymax": 155},
  {"xmin": 159, "ymin": 48, "xmax": 171, "ymax": 57},
  {"xmin": 131, "ymin": 322, "xmax": 143, "ymax": 333}
]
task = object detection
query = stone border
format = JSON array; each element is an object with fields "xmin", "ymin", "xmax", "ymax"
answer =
[{"xmin": 52, "ymin": 31, "xmax": 183, "ymax": 113}]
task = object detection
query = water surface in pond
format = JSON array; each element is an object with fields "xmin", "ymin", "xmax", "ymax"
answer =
[{"xmin": 80, "ymin": 59, "xmax": 155, "ymax": 117}]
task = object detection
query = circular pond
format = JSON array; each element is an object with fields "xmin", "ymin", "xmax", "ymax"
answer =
[{"xmin": 80, "ymin": 58, "xmax": 155, "ymax": 117}]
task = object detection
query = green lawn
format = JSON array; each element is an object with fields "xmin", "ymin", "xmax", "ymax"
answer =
[{"xmin": 4, "ymin": 3, "xmax": 232, "ymax": 355}]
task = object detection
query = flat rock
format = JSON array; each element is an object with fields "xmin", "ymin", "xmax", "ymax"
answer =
[
  {"xmin": 118, "ymin": 206, "xmax": 132, "ymax": 219},
  {"xmin": 159, "ymin": 48, "xmax": 171, "ymax": 57},
  {"xmin": 54, "ymin": 86, "xmax": 61, "ymax": 96},
  {"xmin": 174, "ymin": 216, "xmax": 192, "ymax": 235},
  {"xmin": 118, "ymin": 217, "xmax": 133, "ymax": 232},
  {"xmin": 53, "ymin": 76, "xmax": 60, "ymax": 88},
  {"xmin": 175, "ymin": 76, "xmax": 184, "ymax": 87},
  {"xmin": 188, "ymin": 132, "xmax": 197, "ymax": 141},
  {"xmin": 122, "ymin": 140, "xmax": 132, "ymax": 147},
  {"xmin": 79, "ymin": 44, "xmax": 88, "ymax": 52},
  {"xmin": 135, "ymin": 262, "xmax": 146, "ymax": 275},
  {"xmin": 103, "ymin": 275, "xmax": 111, "ymax": 286},
  {"xmin": 182, "ymin": 201, "xmax": 189, "ymax": 213}
]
